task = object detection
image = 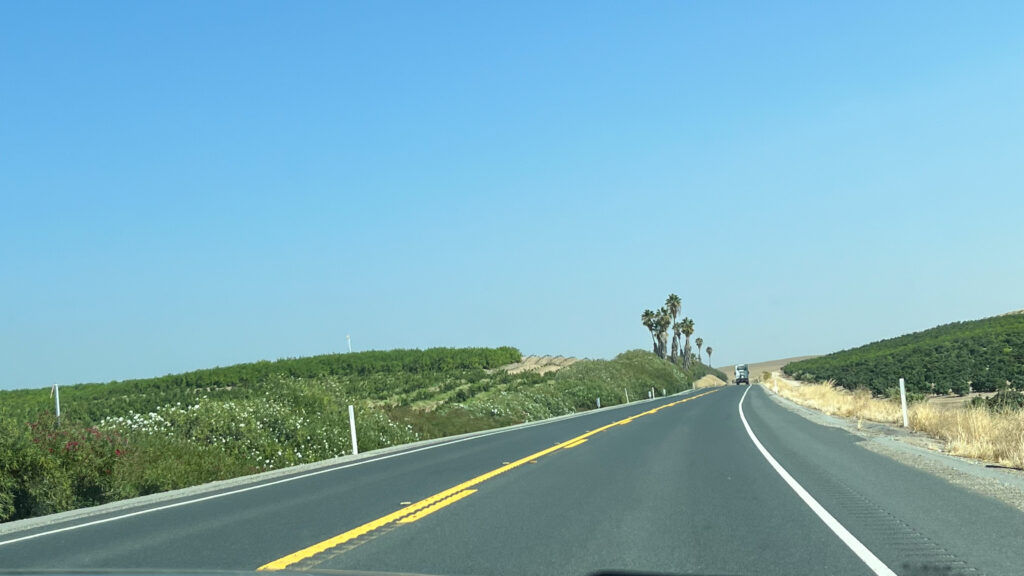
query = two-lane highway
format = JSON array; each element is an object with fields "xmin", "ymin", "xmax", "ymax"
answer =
[{"xmin": 2, "ymin": 386, "xmax": 1022, "ymax": 575}]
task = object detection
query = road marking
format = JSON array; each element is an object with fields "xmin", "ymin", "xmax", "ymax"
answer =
[
  {"xmin": 738, "ymin": 386, "xmax": 897, "ymax": 576},
  {"xmin": 259, "ymin": 389, "xmax": 720, "ymax": 571},
  {"xmin": 398, "ymin": 490, "xmax": 476, "ymax": 524},
  {"xmin": 0, "ymin": 388, "xmax": 704, "ymax": 548}
]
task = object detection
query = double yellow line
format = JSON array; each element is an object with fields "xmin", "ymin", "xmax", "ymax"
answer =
[{"xmin": 259, "ymin": 388, "xmax": 718, "ymax": 571}]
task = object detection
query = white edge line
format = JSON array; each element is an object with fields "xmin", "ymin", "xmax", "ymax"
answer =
[
  {"xmin": 0, "ymin": 388, "xmax": 693, "ymax": 547},
  {"xmin": 738, "ymin": 386, "xmax": 897, "ymax": 576}
]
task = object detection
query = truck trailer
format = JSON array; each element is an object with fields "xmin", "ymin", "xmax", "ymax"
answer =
[{"xmin": 734, "ymin": 364, "xmax": 749, "ymax": 385}]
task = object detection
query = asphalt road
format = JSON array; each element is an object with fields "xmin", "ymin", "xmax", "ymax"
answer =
[{"xmin": 2, "ymin": 386, "xmax": 1022, "ymax": 576}]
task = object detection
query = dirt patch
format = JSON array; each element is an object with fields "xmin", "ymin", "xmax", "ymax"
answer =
[
  {"xmin": 498, "ymin": 355, "xmax": 580, "ymax": 375},
  {"xmin": 927, "ymin": 392, "xmax": 997, "ymax": 410},
  {"xmin": 693, "ymin": 374, "xmax": 728, "ymax": 389}
]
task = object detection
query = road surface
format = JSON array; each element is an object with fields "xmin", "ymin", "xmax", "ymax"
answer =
[{"xmin": 2, "ymin": 386, "xmax": 1022, "ymax": 575}]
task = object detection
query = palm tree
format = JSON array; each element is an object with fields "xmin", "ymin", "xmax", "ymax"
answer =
[
  {"xmin": 641, "ymin": 309, "xmax": 657, "ymax": 356},
  {"xmin": 706, "ymin": 346, "xmax": 713, "ymax": 366},
  {"xmin": 665, "ymin": 294, "xmax": 682, "ymax": 362},
  {"xmin": 695, "ymin": 337, "xmax": 704, "ymax": 363},
  {"xmin": 654, "ymin": 307, "xmax": 672, "ymax": 359},
  {"xmin": 665, "ymin": 294, "xmax": 681, "ymax": 322},
  {"xmin": 679, "ymin": 317, "xmax": 695, "ymax": 369},
  {"xmin": 671, "ymin": 321, "xmax": 684, "ymax": 364}
]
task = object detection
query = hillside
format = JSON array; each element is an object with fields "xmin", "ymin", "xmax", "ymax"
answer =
[
  {"xmin": 0, "ymin": 347, "xmax": 724, "ymax": 523},
  {"xmin": 783, "ymin": 313, "xmax": 1024, "ymax": 395},
  {"xmin": 0, "ymin": 347, "xmax": 523, "ymax": 425}
]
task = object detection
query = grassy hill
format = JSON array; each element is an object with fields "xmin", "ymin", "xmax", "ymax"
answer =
[
  {"xmin": 783, "ymin": 313, "xmax": 1024, "ymax": 396},
  {"xmin": 0, "ymin": 347, "xmax": 724, "ymax": 522}
]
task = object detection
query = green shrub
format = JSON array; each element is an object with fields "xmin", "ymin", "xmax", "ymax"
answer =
[
  {"xmin": 0, "ymin": 413, "xmax": 124, "ymax": 521},
  {"xmin": 974, "ymin": 389, "xmax": 1024, "ymax": 411},
  {"xmin": 108, "ymin": 435, "xmax": 251, "ymax": 499}
]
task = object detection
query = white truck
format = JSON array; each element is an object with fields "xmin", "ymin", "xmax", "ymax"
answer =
[{"xmin": 734, "ymin": 364, "xmax": 749, "ymax": 385}]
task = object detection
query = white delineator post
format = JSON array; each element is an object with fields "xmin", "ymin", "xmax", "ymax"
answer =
[
  {"xmin": 596, "ymin": 397, "xmax": 601, "ymax": 408},
  {"xmin": 624, "ymin": 388, "xmax": 629, "ymax": 403},
  {"xmin": 348, "ymin": 404, "xmax": 359, "ymax": 455},
  {"xmin": 51, "ymin": 384, "xmax": 61, "ymax": 427},
  {"xmin": 899, "ymin": 378, "xmax": 909, "ymax": 428}
]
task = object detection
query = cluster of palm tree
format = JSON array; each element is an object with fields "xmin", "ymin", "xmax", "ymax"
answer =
[{"xmin": 641, "ymin": 294, "xmax": 711, "ymax": 369}]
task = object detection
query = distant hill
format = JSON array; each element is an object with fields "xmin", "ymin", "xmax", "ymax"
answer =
[{"xmin": 783, "ymin": 313, "xmax": 1024, "ymax": 395}]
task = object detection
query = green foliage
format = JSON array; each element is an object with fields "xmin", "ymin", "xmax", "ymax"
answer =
[
  {"xmin": 0, "ymin": 413, "xmax": 125, "ymax": 521},
  {"xmin": 444, "ymin": 350, "xmax": 727, "ymax": 426},
  {"xmin": 107, "ymin": 435, "xmax": 253, "ymax": 500},
  {"xmin": 783, "ymin": 314, "xmax": 1024, "ymax": 396}
]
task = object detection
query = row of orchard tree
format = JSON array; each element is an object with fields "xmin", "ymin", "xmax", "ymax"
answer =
[
  {"xmin": 784, "ymin": 313, "xmax": 1024, "ymax": 395},
  {"xmin": 640, "ymin": 294, "xmax": 711, "ymax": 369}
]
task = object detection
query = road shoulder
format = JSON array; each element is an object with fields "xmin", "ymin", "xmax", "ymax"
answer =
[{"xmin": 760, "ymin": 384, "xmax": 1024, "ymax": 513}]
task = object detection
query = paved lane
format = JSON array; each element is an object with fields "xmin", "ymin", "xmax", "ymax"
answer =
[{"xmin": 3, "ymin": 386, "xmax": 1022, "ymax": 576}]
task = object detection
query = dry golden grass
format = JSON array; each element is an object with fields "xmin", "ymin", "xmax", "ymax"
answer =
[
  {"xmin": 766, "ymin": 376, "xmax": 1024, "ymax": 470},
  {"xmin": 693, "ymin": 375, "xmax": 728, "ymax": 389}
]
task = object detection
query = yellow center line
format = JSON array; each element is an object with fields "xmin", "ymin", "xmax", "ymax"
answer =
[
  {"xmin": 561, "ymin": 438, "xmax": 588, "ymax": 449},
  {"xmin": 397, "ymin": 489, "xmax": 477, "ymax": 524},
  {"xmin": 258, "ymin": 388, "xmax": 718, "ymax": 571}
]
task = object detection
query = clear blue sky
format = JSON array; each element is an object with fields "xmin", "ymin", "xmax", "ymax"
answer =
[{"xmin": 2, "ymin": 1, "xmax": 1022, "ymax": 390}]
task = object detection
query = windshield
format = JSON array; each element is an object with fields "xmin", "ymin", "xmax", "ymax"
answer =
[{"xmin": 2, "ymin": 2, "xmax": 1023, "ymax": 576}]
